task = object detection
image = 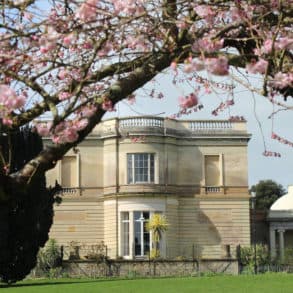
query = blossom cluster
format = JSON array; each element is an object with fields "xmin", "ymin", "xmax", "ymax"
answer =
[
  {"xmin": 193, "ymin": 74, "xmax": 234, "ymax": 91},
  {"xmin": 255, "ymin": 38, "xmax": 293, "ymax": 56},
  {"xmin": 178, "ymin": 93, "xmax": 198, "ymax": 109},
  {"xmin": 179, "ymin": 56, "xmax": 229, "ymax": 77},
  {"xmin": 212, "ymin": 100, "xmax": 234, "ymax": 116},
  {"xmin": 271, "ymin": 132, "xmax": 293, "ymax": 148},
  {"xmin": 0, "ymin": 0, "xmax": 291, "ymax": 148},
  {"xmin": 0, "ymin": 85, "xmax": 25, "ymax": 126},
  {"xmin": 270, "ymin": 72, "xmax": 293, "ymax": 90},
  {"xmin": 35, "ymin": 118, "xmax": 89, "ymax": 144},
  {"xmin": 75, "ymin": 0, "xmax": 145, "ymax": 21},
  {"xmin": 263, "ymin": 150, "xmax": 281, "ymax": 158},
  {"xmin": 246, "ymin": 59, "xmax": 268, "ymax": 75},
  {"xmin": 170, "ymin": 103, "xmax": 203, "ymax": 119}
]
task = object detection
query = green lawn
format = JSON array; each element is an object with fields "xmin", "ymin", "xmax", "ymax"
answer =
[{"xmin": 1, "ymin": 274, "xmax": 293, "ymax": 293}]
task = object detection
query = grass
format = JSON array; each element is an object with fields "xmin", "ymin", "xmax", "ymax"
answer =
[{"xmin": 1, "ymin": 273, "xmax": 293, "ymax": 293}]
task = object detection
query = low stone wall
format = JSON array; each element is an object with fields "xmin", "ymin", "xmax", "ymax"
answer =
[{"xmin": 62, "ymin": 259, "xmax": 239, "ymax": 278}]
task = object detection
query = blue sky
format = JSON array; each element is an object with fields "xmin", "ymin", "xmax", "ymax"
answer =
[{"xmin": 105, "ymin": 69, "xmax": 293, "ymax": 190}]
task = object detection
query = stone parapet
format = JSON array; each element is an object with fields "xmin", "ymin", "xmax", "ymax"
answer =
[{"xmin": 91, "ymin": 117, "xmax": 250, "ymax": 140}]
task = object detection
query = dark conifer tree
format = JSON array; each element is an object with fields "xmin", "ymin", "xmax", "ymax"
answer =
[{"xmin": 0, "ymin": 127, "xmax": 61, "ymax": 284}]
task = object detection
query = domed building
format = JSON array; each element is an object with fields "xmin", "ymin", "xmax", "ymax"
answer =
[{"xmin": 268, "ymin": 186, "xmax": 293, "ymax": 260}]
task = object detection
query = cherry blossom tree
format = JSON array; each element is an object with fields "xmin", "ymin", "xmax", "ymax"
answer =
[{"xmin": 0, "ymin": 0, "xmax": 292, "ymax": 196}]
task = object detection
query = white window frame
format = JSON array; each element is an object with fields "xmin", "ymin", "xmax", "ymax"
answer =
[
  {"xmin": 127, "ymin": 153, "xmax": 155, "ymax": 184},
  {"xmin": 119, "ymin": 209, "xmax": 165, "ymax": 259},
  {"xmin": 133, "ymin": 211, "xmax": 151, "ymax": 258},
  {"xmin": 121, "ymin": 212, "xmax": 130, "ymax": 257}
]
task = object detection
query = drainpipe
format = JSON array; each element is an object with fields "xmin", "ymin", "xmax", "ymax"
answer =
[
  {"xmin": 115, "ymin": 118, "xmax": 120, "ymax": 259},
  {"xmin": 164, "ymin": 119, "xmax": 168, "ymax": 258}
]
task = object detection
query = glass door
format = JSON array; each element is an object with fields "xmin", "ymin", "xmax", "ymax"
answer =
[{"xmin": 134, "ymin": 211, "xmax": 150, "ymax": 257}]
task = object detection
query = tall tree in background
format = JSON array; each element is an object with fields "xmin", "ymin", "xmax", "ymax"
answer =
[{"xmin": 250, "ymin": 180, "xmax": 286, "ymax": 210}]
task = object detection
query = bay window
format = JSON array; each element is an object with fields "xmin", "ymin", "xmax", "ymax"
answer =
[{"xmin": 121, "ymin": 211, "xmax": 163, "ymax": 258}]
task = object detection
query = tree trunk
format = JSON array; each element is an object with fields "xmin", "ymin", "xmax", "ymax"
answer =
[{"xmin": 0, "ymin": 205, "xmax": 9, "ymax": 264}]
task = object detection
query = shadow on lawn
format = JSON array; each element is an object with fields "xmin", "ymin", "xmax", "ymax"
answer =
[{"xmin": 0, "ymin": 278, "xmax": 128, "ymax": 289}]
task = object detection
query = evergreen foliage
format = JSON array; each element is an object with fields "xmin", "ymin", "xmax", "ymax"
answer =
[
  {"xmin": 0, "ymin": 127, "xmax": 61, "ymax": 284},
  {"xmin": 250, "ymin": 180, "xmax": 286, "ymax": 210}
]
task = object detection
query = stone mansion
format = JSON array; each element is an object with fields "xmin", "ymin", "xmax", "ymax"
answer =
[{"xmin": 46, "ymin": 116, "xmax": 251, "ymax": 260}]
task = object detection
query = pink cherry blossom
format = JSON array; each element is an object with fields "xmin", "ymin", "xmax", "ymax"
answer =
[
  {"xmin": 229, "ymin": 7, "xmax": 242, "ymax": 22},
  {"xmin": 205, "ymin": 57, "xmax": 229, "ymax": 76},
  {"xmin": 256, "ymin": 38, "xmax": 293, "ymax": 55},
  {"xmin": 102, "ymin": 99, "xmax": 114, "ymax": 111},
  {"xmin": 76, "ymin": 0, "xmax": 98, "ymax": 22},
  {"xmin": 82, "ymin": 41, "xmax": 93, "ymax": 49},
  {"xmin": 246, "ymin": 58, "xmax": 268, "ymax": 74},
  {"xmin": 113, "ymin": 0, "xmax": 145, "ymax": 15},
  {"xmin": 62, "ymin": 128, "xmax": 79, "ymax": 143},
  {"xmin": 170, "ymin": 61, "xmax": 177, "ymax": 71},
  {"xmin": 23, "ymin": 12, "xmax": 33, "ymax": 20},
  {"xmin": 184, "ymin": 63, "xmax": 193, "ymax": 74},
  {"xmin": 79, "ymin": 105, "xmax": 97, "ymax": 117},
  {"xmin": 270, "ymin": 72, "xmax": 293, "ymax": 89},
  {"xmin": 52, "ymin": 135, "xmax": 62, "ymax": 144},
  {"xmin": 261, "ymin": 39, "xmax": 273, "ymax": 54},
  {"xmin": 194, "ymin": 37, "xmax": 223, "ymax": 53},
  {"xmin": 194, "ymin": 5, "xmax": 215, "ymax": 19},
  {"xmin": 35, "ymin": 122, "xmax": 52, "ymax": 137},
  {"xmin": 73, "ymin": 118, "xmax": 89, "ymax": 131},
  {"xmin": 125, "ymin": 35, "xmax": 148, "ymax": 51},
  {"xmin": 63, "ymin": 33, "xmax": 76, "ymax": 46},
  {"xmin": 176, "ymin": 20, "xmax": 188, "ymax": 29},
  {"xmin": 58, "ymin": 92, "xmax": 71, "ymax": 101},
  {"xmin": 0, "ymin": 85, "xmax": 25, "ymax": 117},
  {"xmin": 183, "ymin": 57, "xmax": 205, "ymax": 73},
  {"xmin": 127, "ymin": 94, "xmax": 136, "ymax": 105},
  {"xmin": 271, "ymin": 132, "xmax": 293, "ymax": 147},
  {"xmin": 38, "ymin": 27, "xmax": 60, "ymax": 54},
  {"xmin": 276, "ymin": 37, "xmax": 293, "ymax": 50},
  {"xmin": 45, "ymin": 118, "xmax": 90, "ymax": 144},
  {"xmin": 192, "ymin": 59, "xmax": 205, "ymax": 71},
  {"xmin": 2, "ymin": 117, "xmax": 13, "ymax": 126},
  {"xmin": 58, "ymin": 69, "xmax": 69, "ymax": 80},
  {"xmin": 263, "ymin": 150, "xmax": 281, "ymax": 157},
  {"xmin": 226, "ymin": 99, "xmax": 234, "ymax": 106},
  {"xmin": 178, "ymin": 93, "xmax": 198, "ymax": 109}
]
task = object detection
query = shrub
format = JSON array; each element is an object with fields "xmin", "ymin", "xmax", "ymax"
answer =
[
  {"xmin": 238, "ymin": 244, "xmax": 270, "ymax": 272},
  {"xmin": 83, "ymin": 242, "xmax": 108, "ymax": 261},
  {"xmin": 36, "ymin": 239, "xmax": 62, "ymax": 276},
  {"xmin": 68, "ymin": 241, "xmax": 80, "ymax": 260}
]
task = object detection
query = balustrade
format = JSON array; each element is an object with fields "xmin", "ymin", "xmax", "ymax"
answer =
[
  {"xmin": 205, "ymin": 186, "xmax": 221, "ymax": 193},
  {"xmin": 190, "ymin": 121, "xmax": 232, "ymax": 131},
  {"xmin": 119, "ymin": 117, "xmax": 164, "ymax": 128}
]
